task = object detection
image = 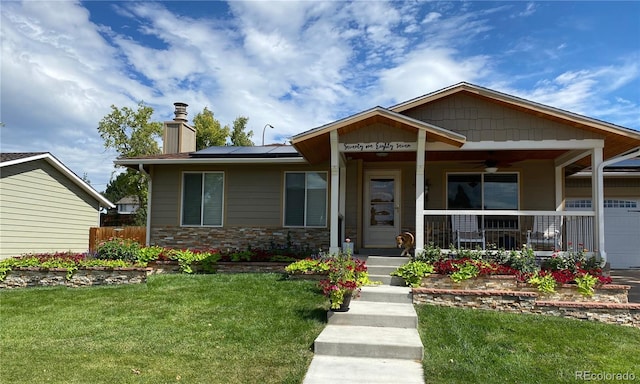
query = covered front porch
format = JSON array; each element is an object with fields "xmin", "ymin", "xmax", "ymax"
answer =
[{"xmin": 289, "ymin": 84, "xmax": 640, "ymax": 264}]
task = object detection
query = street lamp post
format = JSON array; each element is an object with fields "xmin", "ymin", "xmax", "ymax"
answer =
[{"xmin": 262, "ymin": 124, "xmax": 274, "ymax": 146}]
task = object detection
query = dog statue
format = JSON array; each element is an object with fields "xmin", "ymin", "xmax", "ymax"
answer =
[{"xmin": 395, "ymin": 232, "xmax": 415, "ymax": 256}]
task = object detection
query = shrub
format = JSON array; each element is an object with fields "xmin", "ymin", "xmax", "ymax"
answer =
[
  {"xmin": 414, "ymin": 243, "xmax": 445, "ymax": 263},
  {"xmin": 391, "ymin": 261, "xmax": 435, "ymax": 287},
  {"xmin": 136, "ymin": 246, "xmax": 165, "ymax": 264},
  {"xmin": 285, "ymin": 259, "xmax": 330, "ymax": 274},
  {"xmin": 167, "ymin": 249, "xmax": 221, "ymax": 274},
  {"xmin": 528, "ymin": 272, "xmax": 557, "ymax": 294},
  {"xmin": 96, "ymin": 238, "xmax": 141, "ymax": 262}
]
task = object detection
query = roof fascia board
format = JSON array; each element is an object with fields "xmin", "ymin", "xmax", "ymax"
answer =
[
  {"xmin": 2, "ymin": 153, "xmax": 115, "ymax": 208},
  {"xmin": 457, "ymin": 139, "xmax": 604, "ymax": 151},
  {"xmin": 115, "ymin": 157, "xmax": 309, "ymax": 166},
  {"xmin": 0, "ymin": 153, "xmax": 50, "ymax": 168},
  {"xmin": 291, "ymin": 107, "xmax": 385, "ymax": 143}
]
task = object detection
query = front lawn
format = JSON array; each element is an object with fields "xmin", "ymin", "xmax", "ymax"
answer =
[
  {"xmin": 0, "ymin": 274, "xmax": 326, "ymax": 384},
  {"xmin": 3, "ymin": 273, "xmax": 639, "ymax": 384},
  {"xmin": 417, "ymin": 305, "xmax": 640, "ymax": 383}
]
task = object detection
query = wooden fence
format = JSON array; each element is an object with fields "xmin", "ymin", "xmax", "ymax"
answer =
[{"xmin": 89, "ymin": 226, "xmax": 146, "ymax": 253}]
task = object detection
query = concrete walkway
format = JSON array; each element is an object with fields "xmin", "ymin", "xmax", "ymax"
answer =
[
  {"xmin": 610, "ymin": 269, "xmax": 640, "ymax": 303},
  {"xmin": 303, "ymin": 256, "xmax": 425, "ymax": 384}
]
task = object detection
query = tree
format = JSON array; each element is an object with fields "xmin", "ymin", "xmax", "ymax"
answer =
[
  {"xmin": 98, "ymin": 102, "xmax": 163, "ymax": 157},
  {"xmin": 98, "ymin": 102, "xmax": 162, "ymax": 225},
  {"xmin": 102, "ymin": 171, "xmax": 136, "ymax": 204},
  {"xmin": 194, "ymin": 107, "xmax": 230, "ymax": 150},
  {"xmin": 229, "ymin": 116, "xmax": 254, "ymax": 146}
]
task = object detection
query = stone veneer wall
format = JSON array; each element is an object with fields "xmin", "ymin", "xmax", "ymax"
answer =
[
  {"xmin": 151, "ymin": 226, "xmax": 330, "ymax": 251},
  {"xmin": 421, "ymin": 275, "xmax": 630, "ymax": 303},
  {"xmin": 413, "ymin": 288, "xmax": 640, "ymax": 328},
  {"xmin": 0, "ymin": 267, "xmax": 150, "ymax": 289}
]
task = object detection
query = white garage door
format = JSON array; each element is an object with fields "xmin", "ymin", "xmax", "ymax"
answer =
[{"xmin": 566, "ymin": 199, "xmax": 640, "ymax": 269}]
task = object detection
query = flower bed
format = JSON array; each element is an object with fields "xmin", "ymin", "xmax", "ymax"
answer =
[{"xmin": 393, "ymin": 245, "xmax": 614, "ymax": 299}]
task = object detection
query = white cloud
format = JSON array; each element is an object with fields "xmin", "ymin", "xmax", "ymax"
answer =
[{"xmin": 1, "ymin": 0, "xmax": 638, "ymax": 192}]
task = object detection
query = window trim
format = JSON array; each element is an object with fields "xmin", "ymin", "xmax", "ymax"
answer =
[
  {"xmin": 283, "ymin": 171, "xmax": 328, "ymax": 228},
  {"xmin": 180, "ymin": 171, "xmax": 225, "ymax": 227}
]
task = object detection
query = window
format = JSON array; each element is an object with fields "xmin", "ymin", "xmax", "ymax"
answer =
[
  {"xmin": 448, "ymin": 173, "xmax": 519, "ymax": 229},
  {"xmin": 284, "ymin": 172, "xmax": 327, "ymax": 227},
  {"xmin": 447, "ymin": 173, "xmax": 518, "ymax": 210},
  {"xmin": 182, "ymin": 172, "xmax": 224, "ymax": 226}
]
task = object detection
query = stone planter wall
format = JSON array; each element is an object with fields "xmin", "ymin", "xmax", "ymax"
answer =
[
  {"xmin": 216, "ymin": 262, "xmax": 289, "ymax": 274},
  {"xmin": 420, "ymin": 274, "xmax": 629, "ymax": 303},
  {"xmin": 148, "ymin": 260, "xmax": 290, "ymax": 275},
  {"xmin": 286, "ymin": 272, "xmax": 328, "ymax": 281},
  {"xmin": 413, "ymin": 287, "xmax": 640, "ymax": 328},
  {"xmin": 421, "ymin": 274, "xmax": 518, "ymax": 290},
  {"xmin": 0, "ymin": 267, "xmax": 150, "ymax": 289},
  {"xmin": 517, "ymin": 283, "xmax": 629, "ymax": 303}
]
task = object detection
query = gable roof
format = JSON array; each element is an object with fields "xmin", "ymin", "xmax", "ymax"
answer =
[
  {"xmin": 291, "ymin": 106, "xmax": 467, "ymax": 164},
  {"xmin": 391, "ymin": 82, "xmax": 640, "ymax": 160},
  {"xmin": 1, "ymin": 152, "xmax": 115, "ymax": 208}
]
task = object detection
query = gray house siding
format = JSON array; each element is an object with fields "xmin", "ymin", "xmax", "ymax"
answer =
[
  {"xmin": 403, "ymin": 93, "xmax": 605, "ymax": 142},
  {"xmin": 340, "ymin": 123, "xmax": 418, "ymax": 144},
  {"xmin": 0, "ymin": 159, "xmax": 99, "ymax": 259},
  {"xmin": 147, "ymin": 162, "xmax": 332, "ymax": 250}
]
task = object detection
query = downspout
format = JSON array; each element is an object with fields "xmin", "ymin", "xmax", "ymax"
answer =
[
  {"xmin": 139, "ymin": 163, "xmax": 151, "ymax": 246},
  {"xmin": 595, "ymin": 146, "xmax": 640, "ymax": 266}
]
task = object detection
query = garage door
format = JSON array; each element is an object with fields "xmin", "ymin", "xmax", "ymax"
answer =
[{"xmin": 566, "ymin": 199, "xmax": 640, "ymax": 269}]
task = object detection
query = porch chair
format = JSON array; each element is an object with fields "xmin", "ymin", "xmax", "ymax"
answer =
[
  {"xmin": 526, "ymin": 215, "xmax": 563, "ymax": 251},
  {"xmin": 452, "ymin": 215, "xmax": 486, "ymax": 250}
]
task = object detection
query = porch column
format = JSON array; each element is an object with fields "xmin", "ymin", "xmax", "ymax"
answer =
[
  {"xmin": 415, "ymin": 130, "xmax": 426, "ymax": 254},
  {"xmin": 554, "ymin": 165, "xmax": 563, "ymax": 211},
  {"xmin": 329, "ymin": 130, "xmax": 340, "ymax": 254},
  {"xmin": 592, "ymin": 147, "xmax": 605, "ymax": 263}
]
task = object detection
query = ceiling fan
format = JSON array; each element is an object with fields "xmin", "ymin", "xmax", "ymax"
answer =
[{"xmin": 461, "ymin": 152, "xmax": 506, "ymax": 173}]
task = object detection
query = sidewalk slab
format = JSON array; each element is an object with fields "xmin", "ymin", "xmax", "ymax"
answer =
[
  {"xmin": 303, "ymin": 355, "xmax": 424, "ymax": 384},
  {"xmin": 314, "ymin": 325, "xmax": 423, "ymax": 359},
  {"xmin": 327, "ymin": 300, "xmax": 418, "ymax": 328}
]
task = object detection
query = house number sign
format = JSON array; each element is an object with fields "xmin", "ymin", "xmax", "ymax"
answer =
[{"xmin": 340, "ymin": 142, "xmax": 417, "ymax": 152}]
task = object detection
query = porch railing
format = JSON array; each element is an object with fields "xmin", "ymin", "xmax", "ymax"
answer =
[{"xmin": 422, "ymin": 210, "xmax": 595, "ymax": 255}]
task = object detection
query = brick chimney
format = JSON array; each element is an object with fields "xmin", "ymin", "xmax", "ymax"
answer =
[{"xmin": 163, "ymin": 102, "xmax": 196, "ymax": 154}]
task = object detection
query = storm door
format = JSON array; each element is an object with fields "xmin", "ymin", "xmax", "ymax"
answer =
[{"xmin": 364, "ymin": 170, "xmax": 401, "ymax": 247}]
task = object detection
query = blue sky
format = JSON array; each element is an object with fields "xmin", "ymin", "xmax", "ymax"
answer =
[{"xmin": 1, "ymin": 1, "xmax": 639, "ymax": 192}]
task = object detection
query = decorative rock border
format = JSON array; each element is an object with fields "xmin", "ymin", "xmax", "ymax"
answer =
[
  {"xmin": 0, "ymin": 267, "xmax": 151, "ymax": 289},
  {"xmin": 412, "ymin": 287, "xmax": 640, "ymax": 328}
]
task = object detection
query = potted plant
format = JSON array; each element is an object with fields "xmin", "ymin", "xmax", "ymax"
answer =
[{"xmin": 319, "ymin": 251, "xmax": 369, "ymax": 311}]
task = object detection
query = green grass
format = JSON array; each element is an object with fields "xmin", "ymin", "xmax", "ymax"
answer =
[
  {"xmin": 3, "ymin": 275, "xmax": 640, "ymax": 384},
  {"xmin": 417, "ymin": 305, "xmax": 640, "ymax": 383},
  {"xmin": 0, "ymin": 274, "xmax": 326, "ymax": 384}
]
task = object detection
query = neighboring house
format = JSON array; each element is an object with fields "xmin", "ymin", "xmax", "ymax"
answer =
[
  {"xmin": 115, "ymin": 196, "xmax": 140, "ymax": 214},
  {"xmin": 115, "ymin": 83, "xmax": 640, "ymax": 268},
  {"xmin": 0, "ymin": 152, "xmax": 115, "ymax": 259}
]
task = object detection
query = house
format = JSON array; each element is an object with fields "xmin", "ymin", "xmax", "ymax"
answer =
[
  {"xmin": 0, "ymin": 152, "xmax": 115, "ymax": 259},
  {"xmin": 115, "ymin": 196, "xmax": 140, "ymax": 215},
  {"xmin": 115, "ymin": 83, "xmax": 640, "ymax": 268}
]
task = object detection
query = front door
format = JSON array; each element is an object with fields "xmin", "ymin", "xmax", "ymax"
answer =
[{"xmin": 364, "ymin": 170, "xmax": 401, "ymax": 247}]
